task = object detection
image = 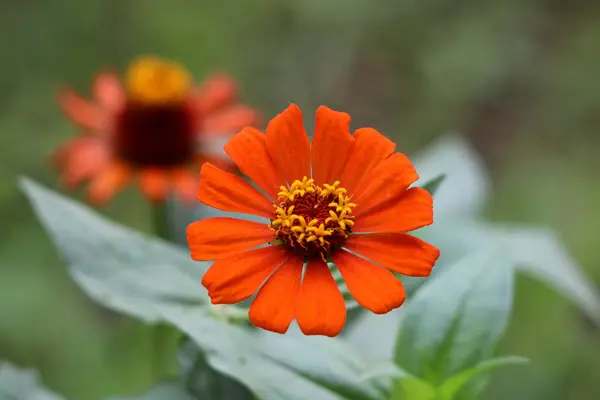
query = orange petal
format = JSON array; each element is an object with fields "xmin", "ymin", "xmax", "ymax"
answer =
[
  {"xmin": 265, "ymin": 104, "xmax": 311, "ymax": 185},
  {"xmin": 339, "ymin": 128, "xmax": 396, "ymax": 194},
  {"xmin": 296, "ymin": 259, "xmax": 346, "ymax": 337},
  {"xmin": 201, "ymin": 245, "xmax": 289, "ymax": 304},
  {"xmin": 58, "ymin": 89, "xmax": 104, "ymax": 130},
  {"xmin": 344, "ymin": 233, "xmax": 439, "ymax": 277},
  {"xmin": 57, "ymin": 137, "xmax": 110, "ymax": 188},
  {"xmin": 353, "ymin": 187, "xmax": 434, "ymax": 233},
  {"xmin": 224, "ymin": 127, "xmax": 283, "ymax": 200},
  {"xmin": 333, "ymin": 250, "xmax": 406, "ymax": 314},
  {"xmin": 171, "ymin": 168, "xmax": 198, "ymax": 204},
  {"xmin": 86, "ymin": 162, "xmax": 131, "ymax": 205},
  {"xmin": 352, "ymin": 153, "xmax": 418, "ymax": 216},
  {"xmin": 249, "ymin": 256, "xmax": 303, "ymax": 334},
  {"xmin": 186, "ymin": 218, "xmax": 273, "ymax": 260},
  {"xmin": 202, "ymin": 105, "xmax": 261, "ymax": 136},
  {"xmin": 197, "ymin": 163, "xmax": 274, "ymax": 219},
  {"xmin": 311, "ymin": 106, "xmax": 354, "ymax": 185},
  {"xmin": 93, "ymin": 72, "xmax": 125, "ymax": 111},
  {"xmin": 191, "ymin": 74, "xmax": 238, "ymax": 114},
  {"xmin": 195, "ymin": 154, "xmax": 236, "ymax": 173},
  {"xmin": 138, "ymin": 168, "xmax": 169, "ymax": 203}
]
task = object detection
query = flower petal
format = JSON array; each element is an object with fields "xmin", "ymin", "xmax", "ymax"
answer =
[
  {"xmin": 187, "ymin": 218, "xmax": 273, "ymax": 260},
  {"xmin": 139, "ymin": 168, "xmax": 169, "ymax": 202},
  {"xmin": 333, "ymin": 250, "xmax": 406, "ymax": 314},
  {"xmin": 197, "ymin": 163, "xmax": 274, "ymax": 219},
  {"xmin": 224, "ymin": 127, "xmax": 283, "ymax": 200},
  {"xmin": 195, "ymin": 154, "xmax": 236, "ymax": 173},
  {"xmin": 171, "ymin": 168, "xmax": 198, "ymax": 204},
  {"xmin": 86, "ymin": 162, "xmax": 131, "ymax": 205},
  {"xmin": 202, "ymin": 245, "xmax": 289, "ymax": 304},
  {"xmin": 202, "ymin": 105, "xmax": 261, "ymax": 136},
  {"xmin": 339, "ymin": 128, "xmax": 396, "ymax": 194},
  {"xmin": 93, "ymin": 72, "xmax": 125, "ymax": 112},
  {"xmin": 191, "ymin": 74, "xmax": 237, "ymax": 114},
  {"xmin": 58, "ymin": 89, "xmax": 104, "ymax": 130},
  {"xmin": 296, "ymin": 259, "xmax": 346, "ymax": 337},
  {"xmin": 344, "ymin": 233, "xmax": 439, "ymax": 277},
  {"xmin": 56, "ymin": 137, "xmax": 110, "ymax": 188},
  {"xmin": 353, "ymin": 187, "xmax": 434, "ymax": 233},
  {"xmin": 266, "ymin": 104, "xmax": 311, "ymax": 185},
  {"xmin": 352, "ymin": 153, "xmax": 418, "ymax": 216},
  {"xmin": 311, "ymin": 106, "xmax": 354, "ymax": 185},
  {"xmin": 249, "ymin": 256, "xmax": 303, "ymax": 334}
]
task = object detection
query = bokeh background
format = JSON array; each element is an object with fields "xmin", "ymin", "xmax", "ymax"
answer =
[{"xmin": 1, "ymin": 0, "xmax": 600, "ymax": 399}]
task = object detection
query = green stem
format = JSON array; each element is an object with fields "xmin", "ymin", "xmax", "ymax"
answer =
[
  {"xmin": 151, "ymin": 202, "xmax": 171, "ymax": 240},
  {"xmin": 148, "ymin": 202, "xmax": 180, "ymax": 381}
]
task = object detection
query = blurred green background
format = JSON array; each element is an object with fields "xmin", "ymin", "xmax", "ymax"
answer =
[{"xmin": 1, "ymin": 0, "xmax": 600, "ymax": 399}]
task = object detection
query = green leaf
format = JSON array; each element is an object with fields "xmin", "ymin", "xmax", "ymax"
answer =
[
  {"xmin": 0, "ymin": 361, "xmax": 65, "ymax": 400},
  {"xmin": 412, "ymin": 134, "xmax": 489, "ymax": 219},
  {"xmin": 391, "ymin": 379, "xmax": 436, "ymax": 400},
  {"xmin": 21, "ymin": 178, "xmax": 383, "ymax": 400},
  {"xmin": 177, "ymin": 340, "xmax": 255, "ymax": 399},
  {"xmin": 420, "ymin": 174, "xmax": 446, "ymax": 197},
  {"xmin": 393, "ymin": 246, "xmax": 515, "ymax": 387},
  {"xmin": 358, "ymin": 361, "xmax": 435, "ymax": 400},
  {"xmin": 435, "ymin": 356, "xmax": 529, "ymax": 400},
  {"xmin": 107, "ymin": 382, "xmax": 195, "ymax": 400},
  {"xmin": 420, "ymin": 221, "xmax": 600, "ymax": 326}
]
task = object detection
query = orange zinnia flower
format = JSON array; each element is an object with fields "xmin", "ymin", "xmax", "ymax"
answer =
[
  {"xmin": 186, "ymin": 104, "xmax": 439, "ymax": 337},
  {"xmin": 54, "ymin": 56, "xmax": 260, "ymax": 205}
]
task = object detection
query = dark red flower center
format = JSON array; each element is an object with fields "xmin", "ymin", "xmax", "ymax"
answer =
[
  {"xmin": 113, "ymin": 102, "xmax": 197, "ymax": 167},
  {"xmin": 270, "ymin": 177, "xmax": 356, "ymax": 260}
]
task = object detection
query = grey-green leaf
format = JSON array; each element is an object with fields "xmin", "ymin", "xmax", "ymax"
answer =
[
  {"xmin": 420, "ymin": 221, "xmax": 600, "ymax": 326},
  {"xmin": 393, "ymin": 246, "xmax": 515, "ymax": 386},
  {"xmin": 0, "ymin": 361, "xmax": 65, "ymax": 400},
  {"xmin": 107, "ymin": 382, "xmax": 195, "ymax": 400},
  {"xmin": 435, "ymin": 356, "xmax": 529, "ymax": 400},
  {"xmin": 20, "ymin": 178, "xmax": 382, "ymax": 400},
  {"xmin": 420, "ymin": 174, "xmax": 446, "ymax": 197},
  {"xmin": 412, "ymin": 134, "xmax": 490, "ymax": 219}
]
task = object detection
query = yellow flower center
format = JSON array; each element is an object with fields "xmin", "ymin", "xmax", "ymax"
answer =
[
  {"xmin": 125, "ymin": 56, "xmax": 192, "ymax": 105},
  {"xmin": 270, "ymin": 177, "xmax": 356, "ymax": 260}
]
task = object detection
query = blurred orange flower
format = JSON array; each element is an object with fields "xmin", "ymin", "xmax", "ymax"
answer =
[
  {"xmin": 186, "ymin": 104, "xmax": 439, "ymax": 337},
  {"xmin": 54, "ymin": 56, "xmax": 261, "ymax": 205}
]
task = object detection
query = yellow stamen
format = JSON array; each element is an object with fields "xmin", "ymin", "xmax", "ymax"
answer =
[
  {"xmin": 125, "ymin": 56, "xmax": 192, "ymax": 105},
  {"xmin": 320, "ymin": 181, "xmax": 346, "ymax": 197},
  {"xmin": 271, "ymin": 206, "xmax": 296, "ymax": 228},
  {"xmin": 270, "ymin": 178, "xmax": 357, "ymax": 257}
]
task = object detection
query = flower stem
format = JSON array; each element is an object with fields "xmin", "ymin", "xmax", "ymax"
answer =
[
  {"xmin": 148, "ymin": 202, "xmax": 180, "ymax": 382},
  {"xmin": 151, "ymin": 202, "xmax": 171, "ymax": 241}
]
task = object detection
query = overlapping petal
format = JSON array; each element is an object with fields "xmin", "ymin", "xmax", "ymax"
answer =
[
  {"xmin": 202, "ymin": 245, "xmax": 289, "ymax": 304},
  {"xmin": 203, "ymin": 105, "xmax": 261, "ymax": 135},
  {"xmin": 353, "ymin": 187, "xmax": 434, "ymax": 233},
  {"xmin": 93, "ymin": 72, "xmax": 125, "ymax": 112},
  {"xmin": 187, "ymin": 218, "xmax": 273, "ymax": 260},
  {"xmin": 344, "ymin": 233, "xmax": 439, "ymax": 277},
  {"xmin": 224, "ymin": 127, "xmax": 283, "ymax": 200},
  {"xmin": 58, "ymin": 90, "xmax": 104, "ymax": 131},
  {"xmin": 266, "ymin": 104, "xmax": 311, "ymax": 185},
  {"xmin": 249, "ymin": 256, "xmax": 303, "ymax": 334},
  {"xmin": 339, "ymin": 128, "xmax": 396, "ymax": 194},
  {"xmin": 311, "ymin": 106, "xmax": 354, "ymax": 185},
  {"xmin": 352, "ymin": 152, "xmax": 418, "ymax": 216},
  {"xmin": 86, "ymin": 162, "xmax": 131, "ymax": 205},
  {"xmin": 191, "ymin": 74, "xmax": 238, "ymax": 114},
  {"xmin": 139, "ymin": 168, "xmax": 169, "ymax": 202},
  {"xmin": 296, "ymin": 259, "xmax": 346, "ymax": 337},
  {"xmin": 197, "ymin": 163, "xmax": 274, "ymax": 218},
  {"xmin": 333, "ymin": 250, "xmax": 406, "ymax": 314}
]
